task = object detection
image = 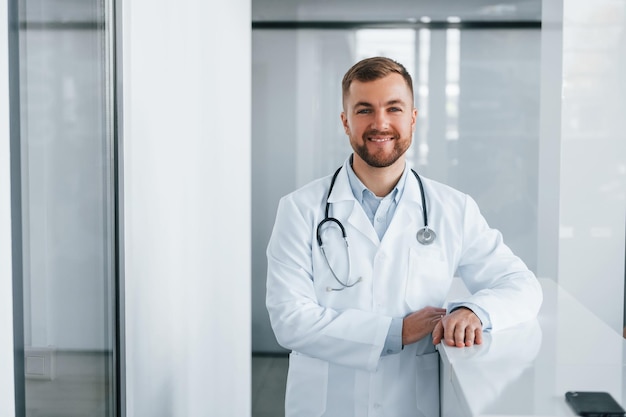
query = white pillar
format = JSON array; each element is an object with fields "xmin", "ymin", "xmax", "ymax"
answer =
[
  {"xmin": 121, "ymin": 0, "xmax": 251, "ymax": 415},
  {"xmin": 537, "ymin": 0, "xmax": 564, "ymax": 281},
  {"xmin": 0, "ymin": 0, "xmax": 17, "ymax": 414},
  {"xmin": 557, "ymin": 0, "xmax": 626, "ymax": 334},
  {"xmin": 541, "ymin": 0, "xmax": 626, "ymax": 334}
]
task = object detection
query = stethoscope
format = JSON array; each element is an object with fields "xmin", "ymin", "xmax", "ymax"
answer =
[{"xmin": 316, "ymin": 166, "xmax": 436, "ymax": 291}]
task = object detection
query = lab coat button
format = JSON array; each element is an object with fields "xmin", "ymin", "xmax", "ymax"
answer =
[{"xmin": 376, "ymin": 216, "xmax": 384, "ymax": 222}]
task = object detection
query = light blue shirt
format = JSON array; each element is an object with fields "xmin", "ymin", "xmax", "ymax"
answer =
[{"xmin": 345, "ymin": 161, "xmax": 407, "ymax": 242}]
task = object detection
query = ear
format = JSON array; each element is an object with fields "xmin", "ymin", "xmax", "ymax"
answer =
[
  {"xmin": 340, "ymin": 112, "xmax": 350, "ymax": 135},
  {"xmin": 411, "ymin": 107, "xmax": 418, "ymax": 133}
]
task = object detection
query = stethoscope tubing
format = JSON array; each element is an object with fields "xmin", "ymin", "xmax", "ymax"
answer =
[
  {"xmin": 316, "ymin": 165, "xmax": 436, "ymax": 291},
  {"xmin": 412, "ymin": 169, "xmax": 428, "ymax": 228},
  {"xmin": 318, "ymin": 166, "xmax": 431, "ymax": 241}
]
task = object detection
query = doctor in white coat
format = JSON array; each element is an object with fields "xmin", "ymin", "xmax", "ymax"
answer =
[{"xmin": 266, "ymin": 57, "xmax": 542, "ymax": 417}]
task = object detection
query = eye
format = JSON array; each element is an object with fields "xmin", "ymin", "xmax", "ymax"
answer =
[
  {"xmin": 356, "ymin": 108, "xmax": 371, "ymax": 114},
  {"xmin": 388, "ymin": 107, "xmax": 402, "ymax": 112}
]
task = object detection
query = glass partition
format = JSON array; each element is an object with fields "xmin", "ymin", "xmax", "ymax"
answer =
[
  {"xmin": 16, "ymin": 0, "xmax": 118, "ymax": 415},
  {"xmin": 251, "ymin": 27, "xmax": 541, "ymax": 353},
  {"xmin": 250, "ymin": 25, "xmax": 541, "ymax": 417}
]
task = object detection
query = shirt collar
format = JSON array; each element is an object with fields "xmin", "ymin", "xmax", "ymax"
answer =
[{"xmin": 345, "ymin": 154, "xmax": 408, "ymax": 205}]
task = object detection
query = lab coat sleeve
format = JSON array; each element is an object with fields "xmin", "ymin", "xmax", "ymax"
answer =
[
  {"xmin": 452, "ymin": 194, "xmax": 543, "ymax": 331},
  {"xmin": 266, "ymin": 195, "xmax": 391, "ymax": 372}
]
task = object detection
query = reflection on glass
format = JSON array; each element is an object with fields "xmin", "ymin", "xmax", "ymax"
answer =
[
  {"xmin": 355, "ymin": 29, "xmax": 416, "ymax": 76},
  {"xmin": 417, "ymin": 28, "xmax": 431, "ymax": 166},
  {"xmin": 449, "ymin": 319, "xmax": 542, "ymax": 415},
  {"xmin": 18, "ymin": 0, "xmax": 116, "ymax": 415},
  {"xmin": 445, "ymin": 28, "xmax": 460, "ymax": 142}
]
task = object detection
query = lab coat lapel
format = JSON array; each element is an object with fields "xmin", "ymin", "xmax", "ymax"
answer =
[
  {"xmin": 327, "ymin": 167, "xmax": 379, "ymax": 246},
  {"xmin": 382, "ymin": 172, "xmax": 423, "ymax": 243},
  {"xmin": 347, "ymin": 204, "xmax": 379, "ymax": 246}
]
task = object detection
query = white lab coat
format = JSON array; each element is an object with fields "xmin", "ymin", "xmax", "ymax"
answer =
[{"xmin": 266, "ymin": 158, "xmax": 543, "ymax": 417}]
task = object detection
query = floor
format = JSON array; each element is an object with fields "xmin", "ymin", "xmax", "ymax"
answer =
[
  {"xmin": 25, "ymin": 351, "xmax": 112, "ymax": 417},
  {"xmin": 24, "ymin": 351, "xmax": 288, "ymax": 417},
  {"xmin": 251, "ymin": 355, "xmax": 289, "ymax": 417}
]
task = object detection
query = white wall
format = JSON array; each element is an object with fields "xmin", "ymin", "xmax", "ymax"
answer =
[
  {"xmin": 541, "ymin": 0, "xmax": 626, "ymax": 334},
  {"xmin": 0, "ymin": 0, "xmax": 17, "ymax": 414},
  {"xmin": 121, "ymin": 0, "xmax": 251, "ymax": 416}
]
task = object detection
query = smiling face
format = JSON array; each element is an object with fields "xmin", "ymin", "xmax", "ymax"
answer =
[{"xmin": 341, "ymin": 73, "xmax": 417, "ymax": 170}]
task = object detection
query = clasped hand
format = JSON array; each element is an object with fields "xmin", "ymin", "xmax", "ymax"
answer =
[{"xmin": 402, "ymin": 306, "xmax": 483, "ymax": 348}]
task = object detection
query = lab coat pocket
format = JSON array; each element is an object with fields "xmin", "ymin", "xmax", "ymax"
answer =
[
  {"xmin": 414, "ymin": 351, "xmax": 440, "ymax": 417},
  {"xmin": 285, "ymin": 352, "xmax": 328, "ymax": 417},
  {"xmin": 406, "ymin": 247, "xmax": 450, "ymax": 310}
]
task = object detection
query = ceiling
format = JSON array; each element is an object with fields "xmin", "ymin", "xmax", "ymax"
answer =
[{"xmin": 252, "ymin": 0, "xmax": 542, "ymax": 22}]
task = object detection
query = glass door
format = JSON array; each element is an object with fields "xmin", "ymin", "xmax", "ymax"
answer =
[{"xmin": 14, "ymin": 0, "xmax": 119, "ymax": 415}]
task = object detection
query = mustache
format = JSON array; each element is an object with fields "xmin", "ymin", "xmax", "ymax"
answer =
[{"xmin": 362, "ymin": 129, "xmax": 399, "ymax": 139}]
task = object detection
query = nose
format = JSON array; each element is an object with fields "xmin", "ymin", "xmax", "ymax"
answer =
[{"xmin": 371, "ymin": 110, "xmax": 390, "ymax": 131}]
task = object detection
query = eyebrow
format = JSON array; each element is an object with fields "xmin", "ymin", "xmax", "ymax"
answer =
[{"xmin": 354, "ymin": 99, "xmax": 408, "ymax": 108}]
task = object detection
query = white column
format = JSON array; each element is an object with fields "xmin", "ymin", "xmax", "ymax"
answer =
[
  {"xmin": 0, "ymin": 0, "xmax": 17, "ymax": 415},
  {"xmin": 121, "ymin": 0, "xmax": 251, "ymax": 415},
  {"xmin": 557, "ymin": 0, "xmax": 626, "ymax": 334},
  {"xmin": 541, "ymin": 0, "xmax": 626, "ymax": 334},
  {"xmin": 537, "ymin": 0, "xmax": 564, "ymax": 281}
]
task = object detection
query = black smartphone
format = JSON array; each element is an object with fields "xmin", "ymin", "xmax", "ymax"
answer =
[{"xmin": 565, "ymin": 391, "xmax": 626, "ymax": 417}]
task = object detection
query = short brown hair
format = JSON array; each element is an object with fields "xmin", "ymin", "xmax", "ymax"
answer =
[{"xmin": 341, "ymin": 57, "xmax": 414, "ymax": 103}]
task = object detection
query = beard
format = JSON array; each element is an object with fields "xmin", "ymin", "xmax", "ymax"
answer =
[{"xmin": 352, "ymin": 129, "xmax": 411, "ymax": 168}]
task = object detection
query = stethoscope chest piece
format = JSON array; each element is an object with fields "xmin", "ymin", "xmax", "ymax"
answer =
[{"xmin": 417, "ymin": 227, "xmax": 436, "ymax": 245}]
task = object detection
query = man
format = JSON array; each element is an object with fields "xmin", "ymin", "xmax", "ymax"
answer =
[{"xmin": 266, "ymin": 56, "xmax": 542, "ymax": 417}]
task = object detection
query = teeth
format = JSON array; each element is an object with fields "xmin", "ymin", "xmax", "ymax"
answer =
[{"xmin": 370, "ymin": 138, "xmax": 391, "ymax": 142}]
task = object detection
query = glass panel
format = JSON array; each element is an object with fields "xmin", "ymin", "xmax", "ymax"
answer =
[
  {"xmin": 251, "ymin": 27, "xmax": 540, "ymax": 353},
  {"xmin": 251, "ymin": 28, "xmax": 541, "ymax": 417},
  {"xmin": 251, "ymin": 26, "xmax": 541, "ymax": 417},
  {"xmin": 17, "ymin": 0, "xmax": 117, "ymax": 415}
]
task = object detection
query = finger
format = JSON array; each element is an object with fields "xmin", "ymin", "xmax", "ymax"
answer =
[
  {"xmin": 454, "ymin": 324, "xmax": 466, "ymax": 348},
  {"xmin": 464, "ymin": 327, "xmax": 475, "ymax": 347},
  {"xmin": 426, "ymin": 307, "xmax": 446, "ymax": 318},
  {"xmin": 432, "ymin": 321, "xmax": 443, "ymax": 344},
  {"xmin": 443, "ymin": 320, "xmax": 456, "ymax": 347},
  {"xmin": 474, "ymin": 328, "xmax": 483, "ymax": 345},
  {"xmin": 431, "ymin": 311, "xmax": 445, "ymax": 322}
]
